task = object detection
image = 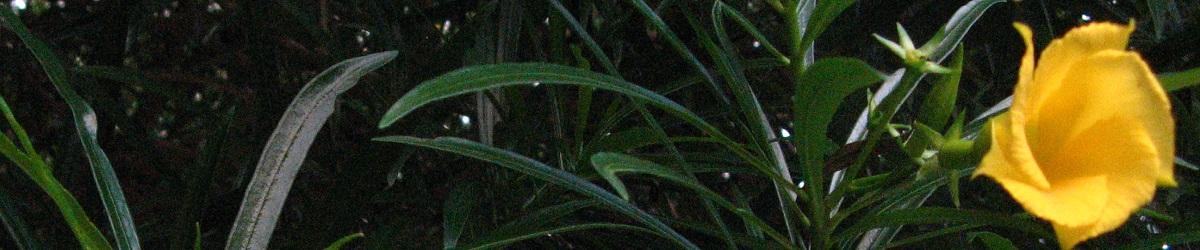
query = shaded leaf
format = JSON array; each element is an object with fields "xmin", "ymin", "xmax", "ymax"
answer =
[
  {"xmin": 1, "ymin": 9, "xmax": 136, "ymax": 250},
  {"xmin": 226, "ymin": 51, "xmax": 397, "ymax": 249},
  {"xmin": 372, "ymin": 136, "xmax": 699, "ymax": 249}
]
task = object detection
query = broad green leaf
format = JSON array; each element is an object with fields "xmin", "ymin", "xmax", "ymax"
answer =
[
  {"xmin": 227, "ymin": 51, "xmax": 397, "ymax": 250},
  {"xmin": 793, "ymin": 58, "xmax": 886, "ymax": 165},
  {"xmin": 372, "ymin": 136, "xmax": 699, "ymax": 250},
  {"xmin": 1, "ymin": 9, "xmax": 136, "ymax": 250}
]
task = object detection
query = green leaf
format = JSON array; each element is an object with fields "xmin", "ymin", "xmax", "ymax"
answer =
[
  {"xmin": 379, "ymin": 63, "xmax": 715, "ymax": 134},
  {"xmin": 966, "ymin": 232, "xmax": 1018, "ymax": 250},
  {"xmin": 443, "ymin": 183, "xmax": 479, "ymax": 249},
  {"xmin": 0, "ymin": 111, "xmax": 109, "ymax": 250},
  {"xmin": 374, "ymin": 62, "xmax": 803, "ymax": 201},
  {"xmin": 793, "ymin": 58, "xmax": 886, "ymax": 164},
  {"xmin": 625, "ymin": 0, "xmax": 729, "ymax": 105},
  {"xmin": 850, "ymin": 0, "xmax": 1004, "ymax": 141},
  {"xmin": 0, "ymin": 185, "xmax": 42, "ymax": 250},
  {"xmin": 590, "ymin": 152, "xmax": 795, "ymax": 248},
  {"xmin": 916, "ymin": 0, "xmax": 1006, "ymax": 60},
  {"xmin": 835, "ymin": 207, "xmax": 1051, "ymax": 241},
  {"xmin": 713, "ymin": 2, "xmax": 789, "ymax": 64},
  {"xmin": 72, "ymin": 66, "xmax": 183, "ymax": 98},
  {"xmin": 1161, "ymin": 67, "xmax": 1200, "ymax": 92},
  {"xmin": 226, "ymin": 51, "xmax": 397, "ymax": 249},
  {"xmin": 193, "ymin": 223, "xmax": 202, "ymax": 250},
  {"xmin": 799, "ymin": 0, "xmax": 859, "ymax": 55},
  {"xmin": 486, "ymin": 200, "xmax": 598, "ymax": 238},
  {"xmin": 546, "ymin": 0, "xmax": 618, "ymax": 76},
  {"xmin": 372, "ymin": 136, "xmax": 699, "ymax": 250},
  {"xmin": 1117, "ymin": 231, "xmax": 1200, "ymax": 250},
  {"xmin": 591, "ymin": 153, "xmax": 708, "ymax": 201},
  {"xmin": 916, "ymin": 46, "xmax": 965, "ymax": 131},
  {"xmin": 702, "ymin": 5, "xmax": 806, "ymax": 242},
  {"xmin": 885, "ymin": 224, "xmax": 982, "ymax": 248},
  {"xmin": 461, "ymin": 223, "xmax": 655, "ymax": 250},
  {"xmin": 1, "ymin": 9, "xmax": 136, "ymax": 250},
  {"xmin": 322, "ymin": 232, "xmax": 365, "ymax": 250}
]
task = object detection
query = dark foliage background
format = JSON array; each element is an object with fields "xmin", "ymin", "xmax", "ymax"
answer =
[{"xmin": 0, "ymin": 0, "xmax": 1196, "ymax": 248}]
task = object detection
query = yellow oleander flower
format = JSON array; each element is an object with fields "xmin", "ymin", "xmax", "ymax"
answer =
[{"xmin": 973, "ymin": 22, "xmax": 1175, "ymax": 249}]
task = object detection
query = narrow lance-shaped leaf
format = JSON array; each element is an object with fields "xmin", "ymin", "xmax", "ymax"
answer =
[
  {"xmin": 375, "ymin": 63, "xmax": 803, "ymax": 196},
  {"xmin": 793, "ymin": 58, "xmax": 886, "ymax": 170},
  {"xmin": 1, "ymin": 8, "xmax": 139, "ymax": 250},
  {"xmin": 847, "ymin": 0, "xmax": 1004, "ymax": 142},
  {"xmin": 0, "ymin": 95, "xmax": 109, "ymax": 249},
  {"xmin": 625, "ymin": 0, "xmax": 730, "ymax": 106},
  {"xmin": 443, "ymin": 183, "xmax": 478, "ymax": 249},
  {"xmin": 0, "ymin": 185, "xmax": 42, "ymax": 250},
  {"xmin": 373, "ymin": 136, "xmax": 700, "ymax": 250},
  {"xmin": 226, "ymin": 51, "xmax": 397, "ymax": 250}
]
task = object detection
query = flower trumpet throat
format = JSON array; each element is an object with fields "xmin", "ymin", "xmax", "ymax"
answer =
[{"xmin": 973, "ymin": 21, "xmax": 1175, "ymax": 249}]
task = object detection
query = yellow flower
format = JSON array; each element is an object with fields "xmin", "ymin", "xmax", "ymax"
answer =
[{"xmin": 973, "ymin": 22, "xmax": 1175, "ymax": 249}]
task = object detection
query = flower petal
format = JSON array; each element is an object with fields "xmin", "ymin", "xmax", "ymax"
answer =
[
  {"xmin": 1010, "ymin": 23, "xmax": 1037, "ymax": 115},
  {"xmin": 973, "ymin": 112, "xmax": 1051, "ymax": 190},
  {"xmin": 1030, "ymin": 50, "xmax": 1175, "ymax": 186},
  {"xmin": 1044, "ymin": 117, "xmax": 1160, "ymax": 249},
  {"xmin": 1025, "ymin": 22, "xmax": 1135, "ymax": 116}
]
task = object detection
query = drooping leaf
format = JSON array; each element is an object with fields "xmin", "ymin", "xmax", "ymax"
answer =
[
  {"xmin": 226, "ymin": 51, "xmax": 397, "ymax": 249},
  {"xmin": 590, "ymin": 152, "xmax": 794, "ymax": 248},
  {"xmin": 372, "ymin": 136, "xmax": 699, "ymax": 250},
  {"xmin": 1, "ymin": 9, "xmax": 137, "ymax": 250}
]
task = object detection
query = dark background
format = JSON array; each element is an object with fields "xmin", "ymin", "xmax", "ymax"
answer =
[{"xmin": 1, "ymin": 0, "xmax": 1197, "ymax": 248}]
